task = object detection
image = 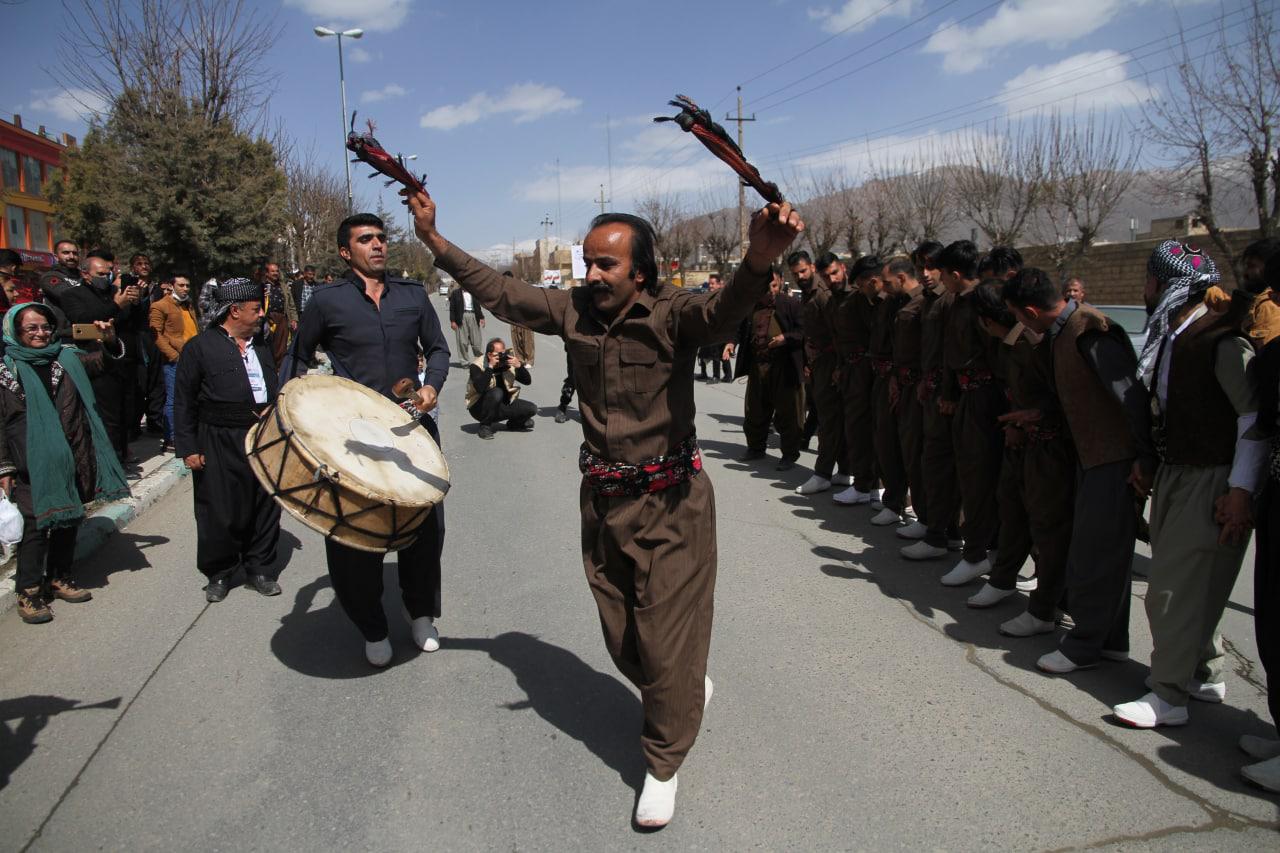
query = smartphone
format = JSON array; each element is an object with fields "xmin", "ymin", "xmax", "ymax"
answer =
[{"xmin": 71, "ymin": 323, "xmax": 106, "ymax": 342}]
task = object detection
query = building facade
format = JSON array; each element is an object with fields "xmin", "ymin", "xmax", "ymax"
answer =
[{"xmin": 1, "ymin": 115, "xmax": 74, "ymax": 256}]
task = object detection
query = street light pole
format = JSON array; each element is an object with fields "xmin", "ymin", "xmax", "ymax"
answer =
[
  {"xmin": 398, "ymin": 153, "xmax": 418, "ymax": 233},
  {"xmin": 314, "ymin": 26, "xmax": 364, "ymax": 213}
]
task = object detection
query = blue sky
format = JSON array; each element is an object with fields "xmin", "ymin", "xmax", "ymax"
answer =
[{"xmin": 3, "ymin": 0, "xmax": 1244, "ymax": 262}]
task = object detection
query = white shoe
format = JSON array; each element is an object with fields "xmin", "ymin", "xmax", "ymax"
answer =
[
  {"xmin": 1239, "ymin": 735, "xmax": 1280, "ymax": 761},
  {"xmin": 1037, "ymin": 649, "xmax": 1093, "ymax": 674},
  {"xmin": 833, "ymin": 473, "xmax": 854, "ymax": 487},
  {"xmin": 896, "ymin": 520, "xmax": 928, "ymax": 540},
  {"xmin": 704, "ymin": 675, "xmax": 713, "ymax": 712},
  {"xmin": 1015, "ymin": 575, "xmax": 1038, "ymax": 591},
  {"xmin": 796, "ymin": 475, "xmax": 831, "ymax": 495},
  {"xmin": 967, "ymin": 583, "xmax": 1015, "ymax": 609},
  {"xmin": 833, "ymin": 486, "xmax": 872, "ymax": 505},
  {"xmin": 1146, "ymin": 676, "xmax": 1223, "ymax": 701},
  {"xmin": 900, "ymin": 540, "xmax": 947, "ymax": 561},
  {"xmin": 999, "ymin": 611, "xmax": 1056, "ymax": 637},
  {"xmin": 1242, "ymin": 754, "xmax": 1280, "ymax": 793},
  {"xmin": 1113, "ymin": 692, "xmax": 1189, "ymax": 729},
  {"xmin": 869, "ymin": 488, "xmax": 884, "ymax": 510},
  {"xmin": 365, "ymin": 637, "xmax": 393, "ymax": 668},
  {"xmin": 635, "ymin": 772, "xmax": 678, "ymax": 828},
  {"xmin": 941, "ymin": 557, "xmax": 990, "ymax": 587},
  {"xmin": 412, "ymin": 616, "xmax": 440, "ymax": 652},
  {"xmin": 870, "ymin": 507, "xmax": 904, "ymax": 526}
]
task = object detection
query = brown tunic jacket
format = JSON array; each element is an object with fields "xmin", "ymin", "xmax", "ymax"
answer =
[
  {"xmin": 801, "ymin": 281, "xmax": 834, "ymax": 365},
  {"xmin": 1052, "ymin": 303, "xmax": 1136, "ymax": 469},
  {"xmin": 435, "ymin": 242, "xmax": 769, "ymax": 463}
]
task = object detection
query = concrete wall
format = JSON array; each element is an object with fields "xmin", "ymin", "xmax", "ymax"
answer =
[{"xmin": 1018, "ymin": 230, "xmax": 1259, "ymax": 306}]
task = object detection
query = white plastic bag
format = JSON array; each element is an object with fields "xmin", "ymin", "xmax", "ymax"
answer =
[{"xmin": 0, "ymin": 492, "xmax": 24, "ymax": 547}]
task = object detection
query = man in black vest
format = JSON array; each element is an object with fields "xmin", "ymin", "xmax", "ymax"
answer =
[{"xmin": 173, "ymin": 278, "xmax": 283, "ymax": 602}]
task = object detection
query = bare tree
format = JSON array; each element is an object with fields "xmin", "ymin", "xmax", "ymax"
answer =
[
  {"xmin": 833, "ymin": 169, "xmax": 866, "ymax": 259},
  {"xmin": 698, "ymin": 188, "xmax": 741, "ymax": 274},
  {"xmin": 667, "ymin": 217, "xmax": 707, "ymax": 281},
  {"xmin": 870, "ymin": 147, "xmax": 952, "ymax": 249},
  {"xmin": 281, "ymin": 144, "xmax": 348, "ymax": 273},
  {"xmin": 636, "ymin": 191, "xmax": 684, "ymax": 282},
  {"xmin": 948, "ymin": 119, "xmax": 1045, "ymax": 247},
  {"xmin": 858, "ymin": 178, "xmax": 901, "ymax": 257},
  {"xmin": 1034, "ymin": 110, "xmax": 1142, "ymax": 273},
  {"xmin": 55, "ymin": 0, "xmax": 281, "ymax": 130},
  {"xmin": 783, "ymin": 169, "xmax": 845, "ymax": 260},
  {"xmin": 1140, "ymin": 0, "xmax": 1279, "ymax": 279}
]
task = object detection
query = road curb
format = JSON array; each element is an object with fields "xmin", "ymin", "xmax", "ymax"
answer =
[{"xmin": 0, "ymin": 458, "xmax": 191, "ymax": 614}]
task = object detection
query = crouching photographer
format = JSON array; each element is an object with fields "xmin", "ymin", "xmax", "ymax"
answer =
[{"xmin": 466, "ymin": 338, "xmax": 536, "ymax": 440}]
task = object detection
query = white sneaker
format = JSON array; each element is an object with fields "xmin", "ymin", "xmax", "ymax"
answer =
[
  {"xmin": 869, "ymin": 488, "xmax": 884, "ymax": 510},
  {"xmin": 833, "ymin": 473, "xmax": 854, "ymax": 487},
  {"xmin": 870, "ymin": 507, "xmax": 904, "ymax": 526},
  {"xmin": 365, "ymin": 637, "xmax": 393, "ymax": 668},
  {"xmin": 1037, "ymin": 649, "xmax": 1093, "ymax": 674},
  {"xmin": 635, "ymin": 772, "xmax": 678, "ymax": 828},
  {"xmin": 900, "ymin": 540, "xmax": 947, "ymax": 560},
  {"xmin": 1015, "ymin": 576, "xmax": 1038, "ymax": 591},
  {"xmin": 967, "ymin": 583, "xmax": 1015, "ymax": 609},
  {"xmin": 1113, "ymin": 692, "xmax": 1189, "ymax": 729},
  {"xmin": 896, "ymin": 520, "xmax": 928, "ymax": 540},
  {"xmin": 796, "ymin": 475, "xmax": 831, "ymax": 495},
  {"xmin": 1242, "ymin": 754, "xmax": 1280, "ymax": 793},
  {"xmin": 999, "ymin": 611, "xmax": 1056, "ymax": 637},
  {"xmin": 833, "ymin": 486, "xmax": 872, "ymax": 505},
  {"xmin": 704, "ymin": 675, "xmax": 713, "ymax": 712},
  {"xmin": 1240, "ymin": 735, "xmax": 1280, "ymax": 761},
  {"xmin": 412, "ymin": 616, "xmax": 440, "ymax": 652},
  {"xmin": 941, "ymin": 557, "xmax": 990, "ymax": 587}
]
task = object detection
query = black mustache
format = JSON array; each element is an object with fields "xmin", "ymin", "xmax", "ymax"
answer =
[{"xmin": 589, "ymin": 283, "xmax": 611, "ymax": 294}]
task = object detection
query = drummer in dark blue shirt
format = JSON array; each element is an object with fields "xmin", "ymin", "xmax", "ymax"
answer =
[{"xmin": 281, "ymin": 212, "xmax": 450, "ymax": 668}]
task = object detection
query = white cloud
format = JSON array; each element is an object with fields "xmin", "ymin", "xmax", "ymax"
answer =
[
  {"xmin": 618, "ymin": 123, "xmax": 700, "ymax": 161},
  {"xmin": 997, "ymin": 50, "xmax": 1157, "ymax": 114},
  {"xmin": 27, "ymin": 87, "xmax": 109, "ymax": 122},
  {"xmin": 419, "ymin": 83, "xmax": 581, "ymax": 131},
  {"xmin": 808, "ymin": 0, "xmax": 923, "ymax": 34},
  {"xmin": 284, "ymin": 0, "xmax": 411, "ymax": 33},
  {"xmin": 361, "ymin": 83, "xmax": 407, "ymax": 104},
  {"xmin": 519, "ymin": 161, "xmax": 736, "ymax": 210},
  {"xmin": 791, "ymin": 127, "xmax": 982, "ymax": 179},
  {"xmin": 923, "ymin": 0, "xmax": 1135, "ymax": 74},
  {"xmin": 349, "ymin": 46, "xmax": 373, "ymax": 63}
]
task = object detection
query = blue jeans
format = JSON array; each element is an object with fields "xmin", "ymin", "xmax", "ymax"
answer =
[{"xmin": 162, "ymin": 363, "xmax": 177, "ymax": 444}]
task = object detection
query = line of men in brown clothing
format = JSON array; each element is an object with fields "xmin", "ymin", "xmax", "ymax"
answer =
[{"xmin": 739, "ymin": 234, "xmax": 1280, "ymax": 795}]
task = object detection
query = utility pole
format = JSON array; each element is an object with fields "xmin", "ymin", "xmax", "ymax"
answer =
[
  {"xmin": 724, "ymin": 86, "xmax": 756, "ymax": 260},
  {"xmin": 540, "ymin": 214, "xmax": 554, "ymax": 271},
  {"xmin": 595, "ymin": 184, "xmax": 611, "ymax": 216},
  {"xmin": 556, "ymin": 157, "xmax": 563, "ymax": 241}
]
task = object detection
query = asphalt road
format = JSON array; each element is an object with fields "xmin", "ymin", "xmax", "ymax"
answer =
[{"xmin": 2, "ymin": 302, "xmax": 1278, "ymax": 851}]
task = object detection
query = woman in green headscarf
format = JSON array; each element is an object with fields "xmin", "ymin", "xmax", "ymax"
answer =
[{"xmin": 0, "ymin": 303, "xmax": 129, "ymax": 624}]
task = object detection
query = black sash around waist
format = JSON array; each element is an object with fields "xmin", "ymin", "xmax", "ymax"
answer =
[{"xmin": 197, "ymin": 400, "xmax": 267, "ymax": 428}]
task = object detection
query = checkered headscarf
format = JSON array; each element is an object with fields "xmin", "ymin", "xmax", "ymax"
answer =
[{"xmin": 1137, "ymin": 240, "xmax": 1219, "ymax": 387}]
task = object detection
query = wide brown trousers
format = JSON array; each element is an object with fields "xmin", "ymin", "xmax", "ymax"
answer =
[
  {"xmin": 872, "ymin": 373, "xmax": 909, "ymax": 513},
  {"xmin": 580, "ymin": 473, "xmax": 715, "ymax": 780},
  {"xmin": 922, "ymin": 390, "xmax": 960, "ymax": 549},
  {"xmin": 744, "ymin": 362, "xmax": 805, "ymax": 460},
  {"xmin": 841, "ymin": 360, "xmax": 877, "ymax": 492},
  {"xmin": 951, "ymin": 384, "xmax": 1006, "ymax": 562},
  {"xmin": 811, "ymin": 353, "xmax": 846, "ymax": 479},
  {"xmin": 896, "ymin": 381, "xmax": 926, "ymax": 526}
]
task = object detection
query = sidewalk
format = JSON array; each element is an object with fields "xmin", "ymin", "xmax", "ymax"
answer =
[{"xmin": 0, "ymin": 432, "xmax": 191, "ymax": 613}]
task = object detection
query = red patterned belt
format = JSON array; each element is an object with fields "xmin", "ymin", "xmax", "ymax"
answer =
[
  {"xmin": 846, "ymin": 346, "xmax": 867, "ymax": 365},
  {"xmin": 897, "ymin": 366, "xmax": 922, "ymax": 385},
  {"xmin": 922, "ymin": 369, "xmax": 941, "ymax": 393},
  {"xmin": 872, "ymin": 358, "xmax": 894, "ymax": 378},
  {"xmin": 957, "ymin": 367, "xmax": 996, "ymax": 391},
  {"xmin": 1025, "ymin": 423, "xmax": 1062, "ymax": 442},
  {"xmin": 580, "ymin": 435, "xmax": 703, "ymax": 497}
]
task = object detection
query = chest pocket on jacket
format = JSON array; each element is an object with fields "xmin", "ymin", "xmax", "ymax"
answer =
[{"xmin": 619, "ymin": 340, "xmax": 659, "ymax": 393}]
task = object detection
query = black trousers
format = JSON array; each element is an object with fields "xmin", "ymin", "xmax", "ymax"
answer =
[
  {"xmin": 192, "ymin": 422, "xmax": 281, "ymax": 581},
  {"xmin": 559, "ymin": 352, "xmax": 576, "ymax": 412},
  {"xmin": 138, "ymin": 334, "xmax": 165, "ymax": 429},
  {"xmin": 12, "ymin": 481, "xmax": 80, "ymax": 590},
  {"xmin": 91, "ymin": 359, "xmax": 135, "ymax": 459},
  {"xmin": 1255, "ymin": 480, "xmax": 1280, "ymax": 732},
  {"xmin": 326, "ymin": 417, "xmax": 446, "ymax": 642},
  {"xmin": 469, "ymin": 387, "xmax": 537, "ymax": 427}
]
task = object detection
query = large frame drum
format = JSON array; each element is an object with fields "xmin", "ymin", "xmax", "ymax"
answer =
[{"xmin": 246, "ymin": 375, "xmax": 450, "ymax": 553}]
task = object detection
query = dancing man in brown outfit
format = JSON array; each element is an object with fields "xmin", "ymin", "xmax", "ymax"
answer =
[{"xmin": 405, "ymin": 186, "xmax": 803, "ymax": 829}]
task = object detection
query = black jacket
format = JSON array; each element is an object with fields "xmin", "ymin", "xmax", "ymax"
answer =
[
  {"xmin": 734, "ymin": 291, "xmax": 805, "ymax": 385},
  {"xmin": 59, "ymin": 278, "xmax": 148, "ymax": 361},
  {"xmin": 448, "ymin": 287, "xmax": 485, "ymax": 326},
  {"xmin": 172, "ymin": 326, "xmax": 279, "ymax": 458}
]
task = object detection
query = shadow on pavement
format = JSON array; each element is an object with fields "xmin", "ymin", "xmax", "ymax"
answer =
[
  {"xmin": 75, "ymin": 531, "xmax": 170, "ymax": 590},
  {"xmin": 271, "ymin": 574, "xmax": 387, "ymax": 680},
  {"xmin": 446, "ymin": 632, "xmax": 646, "ymax": 789},
  {"xmin": 0, "ymin": 695, "xmax": 121, "ymax": 789}
]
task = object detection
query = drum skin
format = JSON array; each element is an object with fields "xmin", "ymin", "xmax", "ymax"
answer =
[{"xmin": 245, "ymin": 375, "xmax": 450, "ymax": 553}]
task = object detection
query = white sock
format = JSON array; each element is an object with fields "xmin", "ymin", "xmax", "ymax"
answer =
[{"xmin": 635, "ymin": 772, "xmax": 678, "ymax": 827}]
